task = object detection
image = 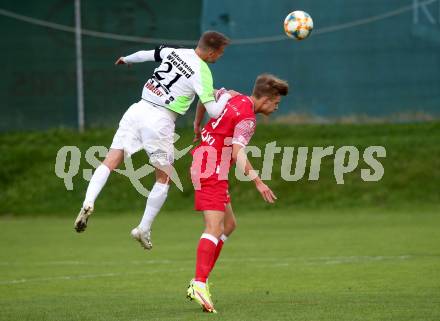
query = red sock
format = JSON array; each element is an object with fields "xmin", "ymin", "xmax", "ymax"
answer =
[
  {"xmin": 209, "ymin": 239, "xmax": 224, "ymax": 273},
  {"xmin": 195, "ymin": 233, "xmax": 218, "ymax": 282}
]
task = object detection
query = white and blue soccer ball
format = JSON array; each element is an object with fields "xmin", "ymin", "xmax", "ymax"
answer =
[{"xmin": 284, "ymin": 11, "xmax": 314, "ymax": 40}]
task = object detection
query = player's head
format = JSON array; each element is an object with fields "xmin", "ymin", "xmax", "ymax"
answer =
[
  {"xmin": 252, "ymin": 74, "xmax": 289, "ymax": 116},
  {"xmin": 196, "ymin": 31, "xmax": 231, "ymax": 63}
]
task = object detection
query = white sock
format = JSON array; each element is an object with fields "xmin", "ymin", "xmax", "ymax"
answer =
[
  {"xmin": 194, "ymin": 281, "xmax": 206, "ymax": 288},
  {"xmin": 220, "ymin": 234, "xmax": 228, "ymax": 242},
  {"xmin": 139, "ymin": 182, "xmax": 169, "ymax": 230},
  {"xmin": 83, "ymin": 164, "xmax": 111, "ymax": 206}
]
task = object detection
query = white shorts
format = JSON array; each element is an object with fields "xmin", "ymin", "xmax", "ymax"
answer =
[{"xmin": 110, "ymin": 100, "xmax": 177, "ymax": 166}]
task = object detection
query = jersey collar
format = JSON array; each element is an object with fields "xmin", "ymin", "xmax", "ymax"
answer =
[{"xmin": 245, "ymin": 95, "xmax": 255, "ymax": 112}]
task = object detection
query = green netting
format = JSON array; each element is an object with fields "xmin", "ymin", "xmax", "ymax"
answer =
[
  {"xmin": 0, "ymin": 0, "xmax": 202, "ymax": 131},
  {"xmin": 1, "ymin": 1, "xmax": 439, "ymax": 132}
]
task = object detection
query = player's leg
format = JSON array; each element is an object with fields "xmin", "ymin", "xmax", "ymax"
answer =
[
  {"xmin": 197, "ymin": 211, "xmax": 224, "ymax": 283},
  {"xmin": 75, "ymin": 101, "xmax": 143, "ymax": 233},
  {"xmin": 131, "ymin": 107, "xmax": 175, "ymax": 250},
  {"xmin": 223, "ymin": 202, "xmax": 237, "ymax": 236},
  {"xmin": 86, "ymin": 148, "xmax": 124, "ymax": 205},
  {"xmin": 131, "ymin": 167, "xmax": 170, "ymax": 250},
  {"xmin": 139, "ymin": 166, "xmax": 170, "ymax": 229},
  {"xmin": 189, "ymin": 210, "xmax": 224, "ymax": 313},
  {"xmin": 188, "ymin": 159, "xmax": 228, "ymax": 312},
  {"xmin": 74, "ymin": 148, "xmax": 124, "ymax": 232},
  {"xmin": 209, "ymin": 202, "xmax": 236, "ymax": 272}
]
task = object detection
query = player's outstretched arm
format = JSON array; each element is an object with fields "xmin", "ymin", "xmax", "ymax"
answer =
[
  {"xmin": 114, "ymin": 50, "xmax": 156, "ymax": 66},
  {"xmin": 232, "ymin": 144, "xmax": 277, "ymax": 203}
]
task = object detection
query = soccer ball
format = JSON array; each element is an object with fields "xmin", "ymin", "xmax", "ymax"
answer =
[{"xmin": 284, "ymin": 11, "xmax": 314, "ymax": 40}]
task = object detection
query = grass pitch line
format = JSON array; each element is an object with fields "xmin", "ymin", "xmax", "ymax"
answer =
[
  {"xmin": 0, "ymin": 255, "xmax": 413, "ymax": 268},
  {"xmin": 222, "ymin": 255, "xmax": 413, "ymax": 264},
  {"xmin": 0, "ymin": 256, "xmax": 413, "ymax": 285},
  {"xmin": 0, "ymin": 273, "xmax": 119, "ymax": 285},
  {"xmin": 0, "ymin": 259, "xmax": 174, "ymax": 266},
  {"xmin": 0, "ymin": 268, "xmax": 190, "ymax": 285}
]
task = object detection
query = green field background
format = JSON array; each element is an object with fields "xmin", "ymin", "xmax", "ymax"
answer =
[
  {"xmin": 1, "ymin": 122, "xmax": 439, "ymax": 216},
  {"xmin": 1, "ymin": 208, "xmax": 439, "ymax": 321}
]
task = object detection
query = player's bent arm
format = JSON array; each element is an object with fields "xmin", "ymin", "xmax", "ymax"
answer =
[
  {"xmin": 204, "ymin": 93, "xmax": 232, "ymax": 119},
  {"xmin": 232, "ymin": 144, "xmax": 277, "ymax": 203},
  {"xmin": 194, "ymin": 88, "xmax": 227, "ymax": 129},
  {"xmin": 203, "ymin": 87, "xmax": 242, "ymax": 119},
  {"xmin": 194, "ymin": 100, "xmax": 206, "ymax": 127},
  {"xmin": 193, "ymin": 101, "xmax": 206, "ymax": 141}
]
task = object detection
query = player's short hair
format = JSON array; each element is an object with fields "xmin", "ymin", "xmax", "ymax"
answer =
[
  {"xmin": 252, "ymin": 74, "xmax": 289, "ymax": 99},
  {"xmin": 198, "ymin": 31, "xmax": 231, "ymax": 51}
]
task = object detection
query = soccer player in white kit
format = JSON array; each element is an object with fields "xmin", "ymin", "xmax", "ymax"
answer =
[{"xmin": 74, "ymin": 31, "xmax": 233, "ymax": 251}]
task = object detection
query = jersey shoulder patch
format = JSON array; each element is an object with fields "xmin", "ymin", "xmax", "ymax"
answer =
[{"xmin": 154, "ymin": 45, "xmax": 179, "ymax": 62}]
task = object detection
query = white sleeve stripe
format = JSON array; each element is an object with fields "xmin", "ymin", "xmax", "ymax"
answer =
[{"xmin": 231, "ymin": 140, "xmax": 246, "ymax": 147}]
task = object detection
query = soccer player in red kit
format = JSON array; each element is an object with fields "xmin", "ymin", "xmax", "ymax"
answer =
[{"xmin": 186, "ymin": 74, "xmax": 289, "ymax": 313}]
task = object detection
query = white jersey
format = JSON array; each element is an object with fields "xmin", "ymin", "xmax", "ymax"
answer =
[{"xmin": 141, "ymin": 46, "xmax": 215, "ymax": 115}]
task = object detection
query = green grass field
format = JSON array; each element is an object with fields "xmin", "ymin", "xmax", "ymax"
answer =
[
  {"xmin": 1, "ymin": 207, "xmax": 439, "ymax": 321},
  {"xmin": 1, "ymin": 123, "xmax": 439, "ymax": 320}
]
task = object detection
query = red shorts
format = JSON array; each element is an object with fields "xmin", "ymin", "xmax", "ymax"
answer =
[
  {"xmin": 191, "ymin": 148, "xmax": 231, "ymax": 211},
  {"xmin": 194, "ymin": 179, "xmax": 231, "ymax": 211}
]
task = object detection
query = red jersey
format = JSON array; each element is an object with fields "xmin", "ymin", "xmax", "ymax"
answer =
[{"xmin": 191, "ymin": 94, "xmax": 256, "ymax": 188}]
